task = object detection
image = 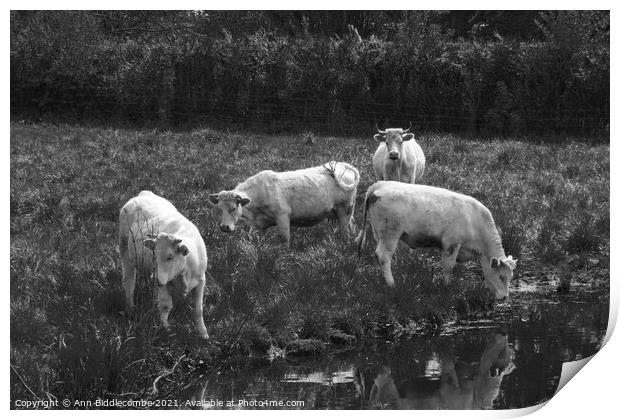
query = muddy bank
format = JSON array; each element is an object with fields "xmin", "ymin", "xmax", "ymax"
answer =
[{"xmin": 173, "ymin": 282, "xmax": 609, "ymax": 409}]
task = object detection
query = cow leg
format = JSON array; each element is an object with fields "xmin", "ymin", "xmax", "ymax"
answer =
[
  {"xmin": 120, "ymin": 234, "xmax": 136, "ymax": 313},
  {"xmin": 157, "ymin": 284, "xmax": 173, "ymax": 329},
  {"xmin": 121, "ymin": 262, "xmax": 136, "ymax": 312},
  {"xmin": 373, "ymin": 165, "xmax": 383, "ymax": 182},
  {"xmin": 335, "ymin": 205, "xmax": 355, "ymax": 237},
  {"xmin": 441, "ymin": 243, "xmax": 462, "ymax": 285},
  {"xmin": 441, "ymin": 358, "xmax": 460, "ymax": 388},
  {"xmin": 376, "ymin": 238, "xmax": 398, "ymax": 287},
  {"xmin": 192, "ymin": 276, "xmax": 209, "ymax": 339},
  {"xmin": 275, "ymin": 214, "xmax": 291, "ymax": 247},
  {"xmin": 122, "ymin": 266, "xmax": 136, "ymax": 313}
]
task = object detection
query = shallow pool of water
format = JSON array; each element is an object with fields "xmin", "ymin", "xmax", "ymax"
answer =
[{"xmin": 176, "ymin": 283, "xmax": 609, "ymax": 409}]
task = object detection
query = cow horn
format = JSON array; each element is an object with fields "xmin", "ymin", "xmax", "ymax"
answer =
[
  {"xmin": 402, "ymin": 122, "xmax": 412, "ymax": 133},
  {"xmin": 375, "ymin": 123, "xmax": 386, "ymax": 135}
]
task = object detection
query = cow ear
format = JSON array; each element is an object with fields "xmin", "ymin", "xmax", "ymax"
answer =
[
  {"xmin": 239, "ymin": 197, "xmax": 251, "ymax": 207},
  {"xmin": 177, "ymin": 244, "xmax": 190, "ymax": 256},
  {"xmin": 144, "ymin": 238, "xmax": 157, "ymax": 251},
  {"xmin": 490, "ymin": 257, "xmax": 500, "ymax": 269},
  {"xmin": 403, "ymin": 133, "xmax": 415, "ymax": 141},
  {"xmin": 373, "ymin": 134, "xmax": 385, "ymax": 142},
  {"xmin": 208, "ymin": 193, "xmax": 219, "ymax": 205},
  {"xmin": 235, "ymin": 194, "xmax": 251, "ymax": 207},
  {"xmin": 503, "ymin": 256, "xmax": 517, "ymax": 270}
]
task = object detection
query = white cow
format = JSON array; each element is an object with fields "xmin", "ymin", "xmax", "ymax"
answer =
[
  {"xmin": 368, "ymin": 332, "xmax": 514, "ymax": 409},
  {"xmin": 119, "ymin": 191, "xmax": 209, "ymax": 338},
  {"xmin": 373, "ymin": 126, "xmax": 425, "ymax": 183},
  {"xmin": 357, "ymin": 181, "xmax": 516, "ymax": 299},
  {"xmin": 208, "ymin": 161, "xmax": 360, "ymax": 247}
]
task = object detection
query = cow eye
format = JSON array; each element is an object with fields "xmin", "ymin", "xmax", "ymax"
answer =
[{"xmin": 167, "ymin": 255, "xmax": 174, "ymax": 261}]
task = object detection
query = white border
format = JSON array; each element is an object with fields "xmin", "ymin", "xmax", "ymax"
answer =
[{"xmin": 4, "ymin": 4, "xmax": 616, "ymax": 418}]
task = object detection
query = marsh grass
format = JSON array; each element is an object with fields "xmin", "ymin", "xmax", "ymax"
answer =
[{"xmin": 10, "ymin": 122, "xmax": 609, "ymax": 405}]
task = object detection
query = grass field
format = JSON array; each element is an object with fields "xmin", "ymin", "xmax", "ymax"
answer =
[{"xmin": 10, "ymin": 122, "xmax": 609, "ymax": 404}]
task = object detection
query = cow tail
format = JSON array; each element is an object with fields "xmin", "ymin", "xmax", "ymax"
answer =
[{"xmin": 356, "ymin": 189, "xmax": 374, "ymax": 258}]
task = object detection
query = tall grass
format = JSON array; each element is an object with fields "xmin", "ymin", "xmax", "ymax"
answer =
[{"xmin": 10, "ymin": 122, "xmax": 609, "ymax": 405}]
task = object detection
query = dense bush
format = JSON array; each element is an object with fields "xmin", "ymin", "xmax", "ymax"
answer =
[{"xmin": 11, "ymin": 11, "xmax": 609, "ymax": 136}]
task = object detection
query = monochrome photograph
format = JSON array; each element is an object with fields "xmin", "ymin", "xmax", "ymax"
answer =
[{"xmin": 9, "ymin": 10, "xmax": 610, "ymax": 410}]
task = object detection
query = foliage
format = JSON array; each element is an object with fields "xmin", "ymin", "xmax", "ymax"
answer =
[{"xmin": 10, "ymin": 11, "xmax": 609, "ymax": 136}]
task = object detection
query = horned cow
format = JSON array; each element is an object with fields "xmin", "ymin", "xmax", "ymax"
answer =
[
  {"xmin": 119, "ymin": 191, "xmax": 209, "ymax": 338},
  {"xmin": 372, "ymin": 125, "xmax": 425, "ymax": 183},
  {"xmin": 357, "ymin": 181, "xmax": 516, "ymax": 299},
  {"xmin": 209, "ymin": 161, "xmax": 360, "ymax": 247}
]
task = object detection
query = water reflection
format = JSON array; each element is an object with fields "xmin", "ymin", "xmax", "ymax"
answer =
[
  {"xmin": 368, "ymin": 331, "xmax": 513, "ymax": 409},
  {"xmin": 176, "ymin": 289, "xmax": 608, "ymax": 410}
]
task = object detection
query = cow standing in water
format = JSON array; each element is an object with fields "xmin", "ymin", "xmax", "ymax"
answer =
[
  {"xmin": 357, "ymin": 181, "xmax": 516, "ymax": 299},
  {"xmin": 373, "ymin": 126, "xmax": 425, "ymax": 183},
  {"xmin": 209, "ymin": 161, "xmax": 359, "ymax": 247},
  {"xmin": 119, "ymin": 191, "xmax": 209, "ymax": 338}
]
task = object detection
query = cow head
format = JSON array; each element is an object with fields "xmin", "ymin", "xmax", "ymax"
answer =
[
  {"xmin": 208, "ymin": 191, "xmax": 251, "ymax": 233},
  {"xmin": 473, "ymin": 330, "xmax": 514, "ymax": 408},
  {"xmin": 143, "ymin": 232, "xmax": 190, "ymax": 285},
  {"xmin": 374, "ymin": 125, "xmax": 415, "ymax": 161},
  {"xmin": 481, "ymin": 331, "xmax": 512, "ymax": 377},
  {"xmin": 475, "ymin": 330, "xmax": 512, "ymax": 376},
  {"xmin": 483, "ymin": 256, "xmax": 517, "ymax": 299},
  {"xmin": 368, "ymin": 366, "xmax": 400, "ymax": 409}
]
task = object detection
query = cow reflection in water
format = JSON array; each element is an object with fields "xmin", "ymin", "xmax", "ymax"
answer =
[{"xmin": 368, "ymin": 332, "xmax": 514, "ymax": 410}]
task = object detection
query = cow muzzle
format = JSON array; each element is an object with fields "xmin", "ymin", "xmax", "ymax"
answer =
[
  {"xmin": 495, "ymin": 292, "xmax": 509, "ymax": 301},
  {"xmin": 220, "ymin": 224, "xmax": 235, "ymax": 233},
  {"xmin": 388, "ymin": 152, "xmax": 399, "ymax": 160}
]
